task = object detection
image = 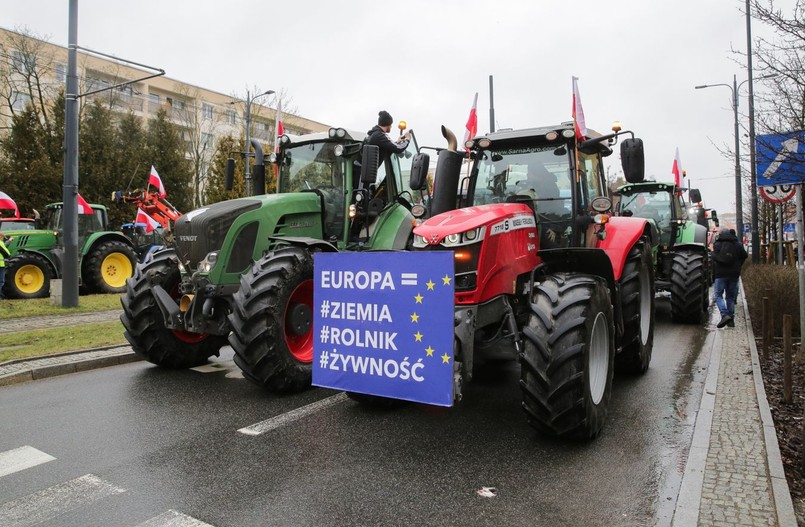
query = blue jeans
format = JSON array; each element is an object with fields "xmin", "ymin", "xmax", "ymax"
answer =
[
  {"xmin": 714, "ymin": 277, "xmax": 739, "ymax": 317},
  {"xmin": 0, "ymin": 266, "xmax": 5, "ymax": 299}
]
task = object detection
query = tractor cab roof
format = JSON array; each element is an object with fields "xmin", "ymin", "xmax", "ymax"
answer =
[
  {"xmin": 469, "ymin": 122, "xmax": 610, "ymax": 155},
  {"xmin": 279, "ymin": 127, "xmax": 367, "ymax": 149},
  {"xmin": 617, "ymin": 181, "xmax": 682, "ymax": 195}
]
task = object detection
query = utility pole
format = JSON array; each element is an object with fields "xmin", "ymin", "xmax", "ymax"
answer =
[
  {"xmin": 62, "ymin": 0, "xmax": 79, "ymax": 307},
  {"xmin": 239, "ymin": 89, "xmax": 274, "ymax": 197},
  {"xmin": 747, "ymin": 0, "xmax": 761, "ymax": 263}
]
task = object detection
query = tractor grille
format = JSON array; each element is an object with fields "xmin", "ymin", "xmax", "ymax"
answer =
[{"xmin": 173, "ymin": 200, "xmax": 260, "ymax": 269}]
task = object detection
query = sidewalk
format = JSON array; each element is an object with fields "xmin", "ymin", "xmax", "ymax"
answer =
[
  {"xmin": 673, "ymin": 287, "xmax": 798, "ymax": 526},
  {"xmin": 0, "ymin": 296, "xmax": 800, "ymax": 525}
]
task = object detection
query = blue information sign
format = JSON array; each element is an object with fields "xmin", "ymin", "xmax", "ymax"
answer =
[
  {"xmin": 785, "ymin": 223, "xmax": 796, "ymax": 234},
  {"xmin": 312, "ymin": 252, "xmax": 455, "ymax": 407},
  {"xmin": 756, "ymin": 131, "xmax": 805, "ymax": 185}
]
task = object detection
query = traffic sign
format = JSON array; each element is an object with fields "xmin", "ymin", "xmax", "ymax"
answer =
[
  {"xmin": 760, "ymin": 184, "xmax": 796, "ymax": 204},
  {"xmin": 756, "ymin": 131, "xmax": 805, "ymax": 186}
]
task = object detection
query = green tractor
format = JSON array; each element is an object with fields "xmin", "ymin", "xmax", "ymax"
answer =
[
  {"xmin": 3, "ymin": 202, "xmax": 138, "ymax": 299},
  {"xmin": 616, "ymin": 182, "xmax": 710, "ymax": 323},
  {"xmin": 120, "ymin": 126, "xmax": 431, "ymax": 392}
]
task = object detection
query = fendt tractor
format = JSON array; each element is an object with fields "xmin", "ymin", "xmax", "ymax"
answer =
[
  {"xmin": 406, "ymin": 122, "xmax": 655, "ymax": 439},
  {"xmin": 3, "ymin": 201, "xmax": 138, "ymax": 299},
  {"xmin": 616, "ymin": 181, "xmax": 710, "ymax": 323},
  {"xmin": 121, "ymin": 125, "xmax": 431, "ymax": 392}
]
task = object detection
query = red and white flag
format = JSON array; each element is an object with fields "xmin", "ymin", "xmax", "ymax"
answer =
[
  {"xmin": 76, "ymin": 193, "xmax": 93, "ymax": 215},
  {"xmin": 136, "ymin": 207, "xmax": 160, "ymax": 233},
  {"xmin": 0, "ymin": 191, "xmax": 20, "ymax": 218},
  {"xmin": 463, "ymin": 92, "xmax": 479, "ymax": 150},
  {"xmin": 572, "ymin": 76, "xmax": 587, "ymax": 140},
  {"xmin": 273, "ymin": 100, "xmax": 284, "ymax": 153},
  {"xmin": 672, "ymin": 147, "xmax": 684, "ymax": 187},
  {"xmin": 148, "ymin": 165, "xmax": 167, "ymax": 198}
]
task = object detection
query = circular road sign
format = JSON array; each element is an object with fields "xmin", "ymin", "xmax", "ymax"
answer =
[{"xmin": 760, "ymin": 184, "xmax": 796, "ymax": 204}]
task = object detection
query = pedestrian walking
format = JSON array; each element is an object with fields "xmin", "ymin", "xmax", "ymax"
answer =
[
  {"xmin": 0, "ymin": 233, "xmax": 10, "ymax": 299},
  {"xmin": 712, "ymin": 226, "xmax": 748, "ymax": 328}
]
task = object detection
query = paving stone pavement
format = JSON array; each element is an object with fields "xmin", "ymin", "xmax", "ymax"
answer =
[{"xmin": 0, "ymin": 289, "xmax": 800, "ymax": 525}]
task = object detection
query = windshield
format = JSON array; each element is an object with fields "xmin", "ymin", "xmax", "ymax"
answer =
[
  {"xmin": 44, "ymin": 206, "xmax": 104, "ymax": 232},
  {"xmin": 278, "ymin": 142, "xmax": 344, "ymax": 193},
  {"xmin": 620, "ymin": 190, "xmax": 673, "ymax": 243},
  {"xmin": 0, "ymin": 220, "xmax": 36, "ymax": 231},
  {"xmin": 470, "ymin": 145, "xmax": 572, "ymax": 215}
]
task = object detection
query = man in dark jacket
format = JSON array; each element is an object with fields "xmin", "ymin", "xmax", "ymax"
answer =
[
  {"xmin": 367, "ymin": 110, "xmax": 410, "ymax": 167},
  {"xmin": 712, "ymin": 226, "xmax": 748, "ymax": 328}
]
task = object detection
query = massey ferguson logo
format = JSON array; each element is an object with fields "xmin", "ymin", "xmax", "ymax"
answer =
[
  {"xmin": 429, "ymin": 234, "xmax": 440, "ymax": 244},
  {"xmin": 178, "ymin": 235, "xmax": 198, "ymax": 242}
]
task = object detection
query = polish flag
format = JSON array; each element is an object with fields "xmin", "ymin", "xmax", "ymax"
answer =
[
  {"xmin": 136, "ymin": 207, "xmax": 160, "ymax": 233},
  {"xmin": 0, "ymin": 191, "xmax": 20, "ymax": 218},
  {"xmin": 273, "ymin": 100, "xmax": 284, "ymax": 153},
  {"xmin": 572, "ymin": 76, "xmax": 587, "ymax": 140},
  {"xmin": 672, "ymin": 147, "xmax": 684, "ymax": 188},
  {"xmin": 148, "ymin": 165, "xmax": 167, "ymax": 197},
  {"xmin": 76, "ymin": 193, "xmax": 93, "ymax": 215},
  {"xmin": 463, "ymin": 92, "xmax": 478, "ymax": 150}
]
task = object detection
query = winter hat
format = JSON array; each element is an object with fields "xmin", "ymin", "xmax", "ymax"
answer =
[
  {"xmin": 378, "ymin": 110, "xmax": 393, "ymax": 127},
  {"xmin": 719, "ymin": 226, "xmax": 730, "ymax": 237}
]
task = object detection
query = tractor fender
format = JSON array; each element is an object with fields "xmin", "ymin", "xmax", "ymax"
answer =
[
  {"xmin": 12, "ymin": 248, "xmax": 60, "ymax": 277},
  {"xmin": 266, "ymin": 236, "xmax": 339, "ymax": 253},
  {"xmin": 671, "ymin": 242, "xmax": 708, "ymax": 255},
  {"xmin": 82, "ymin": 231, "xmax": 136, "ymax": 256},
  {"xmin": 596, "ymin": 216, "xmax": 651, "ymax": 281}
]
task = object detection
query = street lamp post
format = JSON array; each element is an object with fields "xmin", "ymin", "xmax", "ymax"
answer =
[
  {"xmin": 236, "ymin": 89, "xmax": 274, "ymax": 197},
  {"xmin": 695, "ymin": 76, "xmax": 745, "ymax": 235}
]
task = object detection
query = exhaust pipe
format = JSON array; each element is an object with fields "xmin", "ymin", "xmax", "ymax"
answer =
[
  {"xmin": 429, "ymin": 125, "xmax": 463, "ymax": 217},
  {"xmin": 442, "ymin": 125, "xmax": 458, "ymax": 152}
]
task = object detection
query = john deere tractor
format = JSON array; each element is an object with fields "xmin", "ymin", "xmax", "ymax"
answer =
[
  {"xmin": 3, "ymin": 202, "xmax": 137, "ymax": 299},
  {"xmin": 616, "ymin": 182, "xmax": 710, "ymax": 323},
  {"xmin": 121, "ymin": 126, "xmax": 431, "ymax": 392}
]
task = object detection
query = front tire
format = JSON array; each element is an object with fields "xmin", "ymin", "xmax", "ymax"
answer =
[
  {"xmin": 520, "ymin": 273, "xmax": 615, "ymax": 440},
  {"xmin": 5, "ymin": 253, "xmax": 53, "ymax": 299},
  {"xmin": 84, "ymin": 240, "xmax": 137, "ymax": 294},
  {"xmin": 669, "ymin": 250, "xmax": 707, "ymax": 324},
  {"xmin": 616, "ymin": 238, "xmax": 655, "ymax": 374},
  {"xmin": 120, "ymin": 249, "xmax": 225, "ymax": 368},
  {"xmin": 228, "ymin": 246, "xmax": 315, "ymax": 394}
]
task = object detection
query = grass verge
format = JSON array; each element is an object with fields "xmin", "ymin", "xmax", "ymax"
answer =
[
  {"xmin": 0, "ymin": 321, "xmax": 128, "ymax": 362},
  {"xmin": 0, "ymin": 294, "xmax": 122, "ymax": 320}
]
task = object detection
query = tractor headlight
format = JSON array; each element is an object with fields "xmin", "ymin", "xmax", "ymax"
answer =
[
  {"xmin": 198, "ymin": 251, "xmax": 219, "ymax": 273},
  {"xmin": 463, "ymin": 228, "xmax": 478, "ymax": 242},
  {"xmin": 445, "ymin": 233, "xmax": 461, "ymax": 245}
]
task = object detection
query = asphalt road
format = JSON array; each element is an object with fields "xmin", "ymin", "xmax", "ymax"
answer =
[{"xmin": 0, "ymin": 295, "xmax": 711, "ymax": 527}]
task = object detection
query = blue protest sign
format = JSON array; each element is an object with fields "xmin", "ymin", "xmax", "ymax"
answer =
[
  {"xmin": 312, "ymin": 252, "xmax": 455, "ymax": 406},
  {"xmin": 756, "ymin": 131, "xmax": 805, "ymax": 185}
]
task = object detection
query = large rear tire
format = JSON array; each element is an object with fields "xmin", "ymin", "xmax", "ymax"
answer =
[
  {"xmin": 615, "ymin": 238, "xmax": 655, "ymax": 374},
  {"xmin": 520, "ymin": 273, "xmax": 615, "ymax": 440},
  {"xmin": 120, "ymin": 249, "xmax": 225, "ymax": 368},
  {"xmin": 84, "ymin": 240, "xmax": 137, "ymax": 294},
  {"xmin": 228, "ymin": 246, "xmax": 315, "ymax": 394},
  {"xmin": 4, "ymin": 253, "xmax": 53, "ymax": 299},
  {"xmin": 669, "ymin": 250, "xmax": 708, "ymax": 324}
]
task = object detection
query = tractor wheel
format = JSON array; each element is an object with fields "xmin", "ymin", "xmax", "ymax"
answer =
[
  {"xmin": 4, "ymin": 253, "xmax": 53, "ymax": 299},
  {"xmin": 228, "ymin": 246, "xmax": 315, "ymax": 394},
  {"xmin": 120, "ymin": 249, "xmax": 226, "ymax": 368},
  {"xmin": 84, "ymin": 240, "xmax": 137, "ymax": 294},
  {"xmin": 615, "ymin": 238, "xmax": 655, "ymax": 374},
  {"xmin": 520, "ymin": 273, "xmax": 615, "ymax": 440},
  {"xmin": 669, "ymin": 250, "xmax": 708, "ymax": 324}
]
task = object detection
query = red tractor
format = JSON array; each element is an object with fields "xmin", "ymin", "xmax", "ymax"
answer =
[{"xmin": 411, "ymin": 123, "xmax": 655, "ymax": 439}]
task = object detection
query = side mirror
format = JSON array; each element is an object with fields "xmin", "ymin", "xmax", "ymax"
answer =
[
  {"xmin": 361, "ymin": 144, "xmax": 380, "ymax": 185},
  {"xmin": 689, "ymin": 188, "xmax": 702, "ymax": 203},
  {"xmin": 409, "ymin": 153, "xmax": 430, "ymax": 191},
  {"xmin": 620, "ymin": 138, "xmax": 645, "ymax": 183},
  {"xmin": 225, "ymin": 158, "xmax": 235, "ymax": 191}
]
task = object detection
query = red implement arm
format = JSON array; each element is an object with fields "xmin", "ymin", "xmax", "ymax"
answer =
[{"xmin": 112, "ymin": 189, "xmax": 182, "ymax": 229}]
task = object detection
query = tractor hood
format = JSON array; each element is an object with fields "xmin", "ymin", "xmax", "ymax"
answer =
[{"xmin": 414, "ymin": 203, "xmax": 533, "ymax": 245}]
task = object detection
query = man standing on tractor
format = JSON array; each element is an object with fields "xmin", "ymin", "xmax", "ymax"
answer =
[{"xmin": 712, "ymin": 226, "xmax": 748, "ymax": 328}]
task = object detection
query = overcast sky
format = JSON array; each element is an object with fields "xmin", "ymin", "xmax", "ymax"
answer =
[{"xmin": 3, "ymin": 0, "xmax": 789, "ymax": 218}]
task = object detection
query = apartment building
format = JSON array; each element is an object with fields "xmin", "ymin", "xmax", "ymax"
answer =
[{"xmin": 0, "ymin": 26, "xmax": 329, "ymax": 157}]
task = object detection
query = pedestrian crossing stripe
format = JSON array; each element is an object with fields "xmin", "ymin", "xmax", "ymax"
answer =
[
  {"xmin": 0, "ymin": 446, "xmax": 55, "ymax": 478},
  {"xmin": 136, "ymin": 509, "xmax": 216, "ymax": 527},
  {"xmin": 0, "ymin": 473, "xmax": 125, "ymax": 527}
]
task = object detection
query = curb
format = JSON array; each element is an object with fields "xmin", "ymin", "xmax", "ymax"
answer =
[
  {"xmin": 741, "ymin": 284, "xmax": 798, "ymax": 526},
  {"xmin": 0, "ymin": 346, "xmax": 142, "ymax": 387}
]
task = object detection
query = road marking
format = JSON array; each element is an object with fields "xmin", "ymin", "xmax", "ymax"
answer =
[
  {"xmin": 190, "ymin": 360, "xmax": 236, "ymax": 373},
  {"xmin": 137, "ymin": 509, "xmax": 216, "ymax": 527},
  {"xmin": 0, "ymin": 446, "xmax": 56, "ymax": 477},
  {"xmin": 238, "ymin": 392, "xmax": 349, "ymax": 436},
  {"xmin": 0, "ymin": 473, "xmax": 125, "ymax": 527}
]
